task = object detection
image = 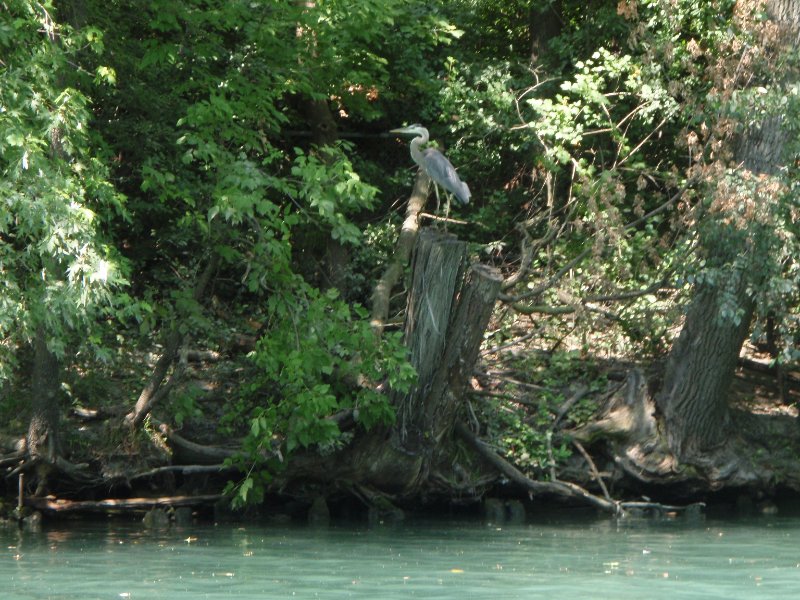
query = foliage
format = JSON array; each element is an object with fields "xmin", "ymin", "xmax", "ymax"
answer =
[
  {"xmin": 482, "ymin": 351, "xmax": 604, "ymax": 477},
  {"xmin": 222, "ymin": 285, "xmax": 415, "ymax": 506},
  {"xmin": 1, "ymin": 0, "xmax": 799, "ymax": 505},
  {"xmin": 0, "ymin": 0, "xmax": 128, "ymax": 377}
]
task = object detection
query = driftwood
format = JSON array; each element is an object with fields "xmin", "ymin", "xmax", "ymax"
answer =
[
  {"xmin": 25, "ymin": 494, "xmax": 222, "ymax": 514},
  {"xmin": 458, "ymin": 418, "xmax": 705, "ymax": 516},
  {"xmin": 572, "ymin": 439, "xmax": 612, "ymax": 502}
]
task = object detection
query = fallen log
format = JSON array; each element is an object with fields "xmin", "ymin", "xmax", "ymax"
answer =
[
  {"xmin": 25, "ymin": 494, "xmax": 223, "ymax": 514},
  {"xmin": 619, "ymin": 500, "xmax": 705, "ymax": 514}
]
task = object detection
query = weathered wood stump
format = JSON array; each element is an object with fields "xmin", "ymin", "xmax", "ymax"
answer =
[{"xmin": 397, "ymin": 229, "xmax": 502, "ymax": 446}]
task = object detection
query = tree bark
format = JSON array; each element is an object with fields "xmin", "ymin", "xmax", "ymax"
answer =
[
  {"xmin": 657, "ymin": 280, "xmax": 754, "ymax": 455},
  {"xmin": 27, "ymin": 325, "xmax": 61, "ymax": 464},
  {"xmin": 423, "ymin": 263, "xmax": 503, "ymax": 444},
  {"xmin": 395, "ymin": 229, "xmax": 468, "ymax": 445}
]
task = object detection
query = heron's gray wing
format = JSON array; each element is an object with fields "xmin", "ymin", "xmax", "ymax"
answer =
[{"xmin": 421, "ymin": 148, "xmax": 471, "ymax": 205}]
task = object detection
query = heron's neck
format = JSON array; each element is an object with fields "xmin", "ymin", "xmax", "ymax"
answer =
[{"xmin": 409, "ymin": 136, "xmax": 426, "ymax": 168}]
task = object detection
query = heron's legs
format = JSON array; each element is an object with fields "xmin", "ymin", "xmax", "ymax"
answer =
[{"xmin": 428, "ymin": 182, "xmax": 453, "ymax": 231}]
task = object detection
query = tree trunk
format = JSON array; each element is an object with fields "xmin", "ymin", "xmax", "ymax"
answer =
[
  {"xmin": 529, "ymin": 0, "xmax": 562, "ymax": 64},
  {"xmin": 422, "ymin": 263, "xmax": 503, "ymax": 445},
  {"xmin": 657, "ymin": 278, "xmax": 754, "ymax": 455},
  {"xmin": 351, "ymin": 229, "xmax": 501, "ymax": 493},
  {"xmin": 293, "ymin": 0, "xmax": 351, "ymax": 292},
  {"xmin": 27, "ymin": 325, "xmax": 61, "ymax": 495},
  {"xmin": 370, "ymin": 170, "xmax": 431, "ymax": 335},
  {"xmin": 656, "ymin": 0, "xmax": 798, "ymax": 459},
  {"xmin": 124, "ymin": 254, "xmax": 219, "ymax": 428}
]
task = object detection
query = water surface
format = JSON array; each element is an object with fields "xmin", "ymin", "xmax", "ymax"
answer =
[{"xmin": 2, "ymin": 511, "xmax": 798, "ymax": 599}]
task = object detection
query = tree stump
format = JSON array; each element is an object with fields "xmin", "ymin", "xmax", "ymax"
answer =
[{"xmin": 396, "ymin": 228, "xmax": 502, "ymax": 449}]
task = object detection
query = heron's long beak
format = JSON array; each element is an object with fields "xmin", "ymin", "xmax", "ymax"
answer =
[{"xmin": 390, "ymin": 125, "xmax": 418, "ymax": 135}]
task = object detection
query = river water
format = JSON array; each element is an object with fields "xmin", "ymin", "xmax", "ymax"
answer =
[{"xmin": 2, "ymin": 510, "xmax": 798, "ymax": 599}]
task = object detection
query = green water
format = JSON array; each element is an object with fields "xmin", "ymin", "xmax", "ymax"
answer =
[{"xmin": 2, "ymin": 512, "xmax": 799, "ymax": 599}]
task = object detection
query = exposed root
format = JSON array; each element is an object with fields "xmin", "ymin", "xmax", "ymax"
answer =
[{"xmin": 159, "ymin": 423, "xmax": 240, "ymax": 465}]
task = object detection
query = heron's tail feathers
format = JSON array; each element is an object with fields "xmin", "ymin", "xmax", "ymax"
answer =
[{"xmin": 456, "ymin": 181, "xmax": 471, "ymax": 206}]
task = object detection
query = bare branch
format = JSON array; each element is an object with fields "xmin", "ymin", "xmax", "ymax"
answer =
[
  {"xmin": 370, "ymin": 170, "xmax": 430, "ymax": 335},
  {"xmin": 124, "ymin": 253, "xmax": 220, "ymax": 429},
  {"xmin": 454, "ymin": 422, "xmax": 621, "ymax": 515}
]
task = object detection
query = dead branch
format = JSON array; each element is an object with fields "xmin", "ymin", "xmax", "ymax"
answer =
[
  {"xmin": 511, "ymin": 303, "xmax": 576, "ymax": 315},
  {"xmin": 499, "ymin": 246, "xmax": 591, "ymax": 303},
  {"xmin": 186, "ymin": 349, "xmax": 223, "ymax": 362},
  {"xmin": 0, "ymin": 449, "xmax": 26, "ymax": 468},
  {"xmin": 158, "ymin": 424, "xmax": 240, "ymax": 465},
  {"xmin": 483, "ymin": 372, "xmax": 554, "ymax": 393},
  {"xmin": 584, "ymin": 280, "xmax": 667, "ymax": 303},
  {"xmin": 620, "ymin": 500, "xmax": 705, "ymax": 513},
  {"xmin": 553, "ymin": 384, "xmax": 590, "ymax": 428},
  {"xmin": 5, "ymin": 456, "xmax": 39, "ymax": 479},
  {"xmin": 501, "ymin": 224, "xmax": 534, "ymax": 291},
  {"xmin": 454, "ymin": 422, "xmax": 621, "ymax": 515},
  {"xmin": 481, "ymin": 330, "xmax": 538, "ymax": 356},
  {"xmin": 53, "ymin": 456, "xmax": 97, "ymax": 483},
  {"xmin": 572, "ymin": 440, "xmax": 612, "ymax": 502},
  {"xmin": 70, "ymin": 406, "xmax": 110, "ymax": 421},
  {"xmin": 498, "ymin": 179, "xmax": 695, "ymax": 305},
  {"xmin": 419, "ymin": 212, "xmax": 469, "ymax": 225},
  {"xmin": 501, "ymin": 212, "xmax": 568, "ymax": 292},
  {"xmin": 370, "ymin": 170, "xmax": 430, "ymax": 335}
]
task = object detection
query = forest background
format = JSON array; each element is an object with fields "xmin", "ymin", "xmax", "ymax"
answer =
[{"xmin": 1, "ymin": 0, "xmax": 799, "ymax": 518}]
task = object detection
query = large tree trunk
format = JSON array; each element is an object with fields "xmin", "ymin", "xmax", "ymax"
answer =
[
  {"xmin": 657, "ymin": 277, "xmax": 755, "ymax": 456},
  {"xmin": 26, "ymin": 325, "xmax": 61, "ymax": 494},
  {"xmin": 395, "ymin": 229, "xmax": 468, "ymax": 446},
  {"xmin": 656, "ymin": 0, "xmax": 798, "ymax": 459}
]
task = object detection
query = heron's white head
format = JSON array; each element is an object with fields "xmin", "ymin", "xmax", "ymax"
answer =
[{"xmin": 390, "ymin": 124, "xmax": 429, "ymax": 138}]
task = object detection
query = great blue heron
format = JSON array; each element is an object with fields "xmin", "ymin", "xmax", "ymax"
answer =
[{"xmin": 391, "ymin": 124, "xmax": 470, "ymax": 218}]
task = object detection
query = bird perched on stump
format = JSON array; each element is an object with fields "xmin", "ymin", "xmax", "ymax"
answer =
[{"xmin": 391, "ymin": 124, "xmax": 470, "ymax": 218}]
